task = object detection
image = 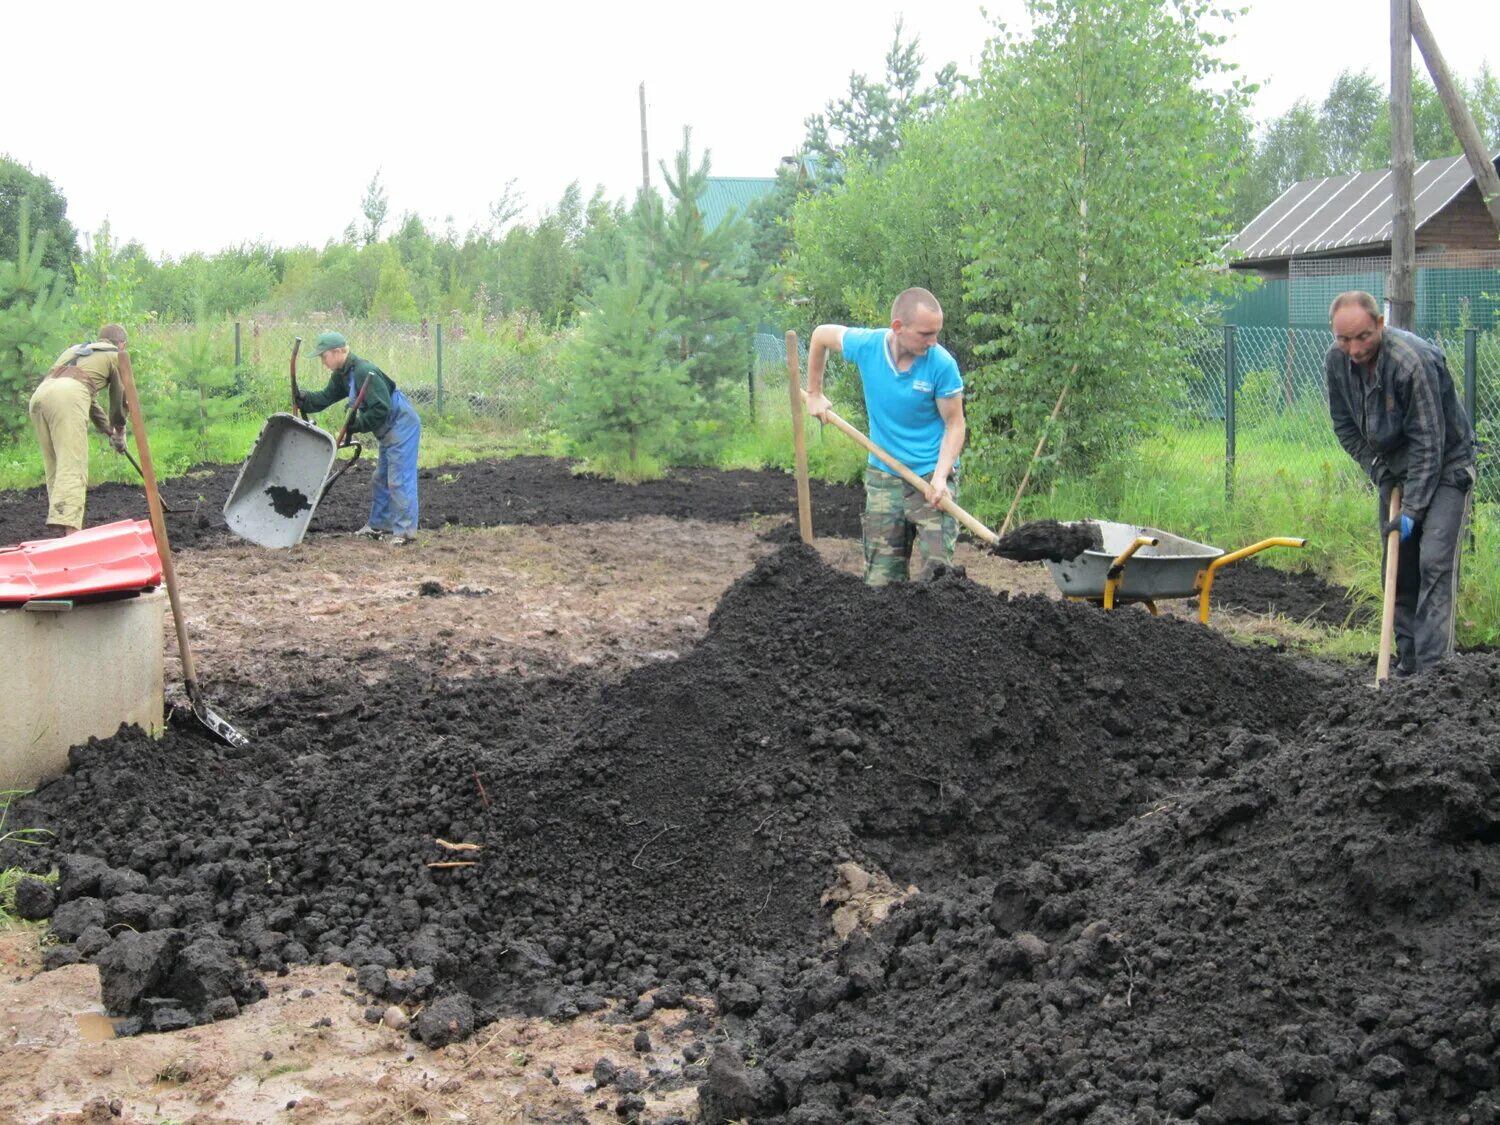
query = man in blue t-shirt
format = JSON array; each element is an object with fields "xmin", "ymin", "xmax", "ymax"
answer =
[{"xmin": 805, "ymin": 287, "xmax": 967, "ymax": 585}]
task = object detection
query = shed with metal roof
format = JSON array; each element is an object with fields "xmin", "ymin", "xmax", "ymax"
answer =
[{"xmin": 1228, "ymin": 152, "xmax": 1500, "ymax": 278}]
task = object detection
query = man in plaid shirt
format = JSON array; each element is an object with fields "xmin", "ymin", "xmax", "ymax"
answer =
[{"xmin": 1325, "ymin": 290, "xmax": 1476, "ymax": 676}]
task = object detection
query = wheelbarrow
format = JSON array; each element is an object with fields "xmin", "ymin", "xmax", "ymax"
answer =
[
  {"xmin": 223, "ymin": 338, "xmax": 374, "ymax": 549},
  {"xmin": 1044, "ymin": 520, "xmax": 1308, "ymax": 623}
]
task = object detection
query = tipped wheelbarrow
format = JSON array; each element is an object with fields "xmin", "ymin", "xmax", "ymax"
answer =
[
  {"xmin": 223, "ymin": 338, "xmax": 374, "ymax": 548},
  {"xmin": 1045, "ymin": 520, "xmax": 1308, "ymax": 622}
]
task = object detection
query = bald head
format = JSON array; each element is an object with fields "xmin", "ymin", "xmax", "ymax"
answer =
[
  {"xmin": 1329, "ymin": 291, "xmax": 1380, "ymax": 321},
  {"xmin": 892, "ymin": 288, "xmax": 941, "ymax": 324}
]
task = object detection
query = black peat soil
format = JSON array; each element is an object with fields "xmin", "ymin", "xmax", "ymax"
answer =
[
  {"xmin": 0, "ymin": 456, "xmax": 865, "ymax": 549},
  {"xmin": 1208, "ymin": 560, "xmax": 1374, "ymax": 629},
  {"xmin": 13, "ymin": 547, "xmax": 1491, "ymax": 1122},
  {"xmin": 0, "ymin": 456, "xmax": 1368, "ymax": 628}
]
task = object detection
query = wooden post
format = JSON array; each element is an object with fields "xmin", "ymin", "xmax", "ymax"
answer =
[
  {"xmin": 1412, "ymin": 0, "xmax": 1500, "ymax": 237},
  {"xmin": 1389, "ymin": 0, "xmax": 1416, "ymax": 330},
  {"xmin": 639, "ymin": 82, "xmax": 651, "ymax": 195},
  {"xmin": 786, "ymin": 331, "xmax": 814, "ymax": 544}
]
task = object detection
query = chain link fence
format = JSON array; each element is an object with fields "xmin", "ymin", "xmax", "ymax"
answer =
[
  {"xmin": 133, "ymin": 318, "xmax": 1497, "ymax": 507},
  {"xmin": 1183, "ymin": 324, "xmax": 1499, "ymax": 505},
  {"xmin": 136, "ymin": 317, "xmax": 566, "ymax": 433}
]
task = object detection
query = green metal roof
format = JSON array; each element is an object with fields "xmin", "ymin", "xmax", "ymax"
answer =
[{"xmin": 696, "ymin": 177, "xmax": 776, "ymax": 231}]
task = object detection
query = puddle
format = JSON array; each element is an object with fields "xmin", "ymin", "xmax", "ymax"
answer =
[{"xmin": 75, "ymin": 1012, "xmax": 117, "ymax": 1041}]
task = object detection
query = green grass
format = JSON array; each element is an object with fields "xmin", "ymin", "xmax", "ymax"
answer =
[
  {"xmin": 717, "ymin": 399, "xmax": 869, "ymax": 484},
  {"xmin": 0, "ymin": 414, "xmax": 559, "ymax": 492}
]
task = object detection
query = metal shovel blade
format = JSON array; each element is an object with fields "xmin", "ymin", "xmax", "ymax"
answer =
[{"xmin": 194, "ymin": 696, "xmax": 250, "ymax": 749}]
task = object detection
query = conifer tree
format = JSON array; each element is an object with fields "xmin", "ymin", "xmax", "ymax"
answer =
[
  {"xmin": 0, "ymin": 201, "xmax": 70, "ymax": 441},
  {"xmin": 559, "ymin": 253, "xmax": 692, "ymax": 481},
  {"xmin": 635, "ymin": 129, "xmax": 757, "ymax": 392}
]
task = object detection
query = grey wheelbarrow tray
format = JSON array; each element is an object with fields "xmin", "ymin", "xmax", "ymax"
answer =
[
  {"xmin": 222, "ymin": 412, "xmax": 342, "ymax": 548},
  {"xmin": 1045, "ymin": 520, "xmax": 1307, "ymax": 623}
]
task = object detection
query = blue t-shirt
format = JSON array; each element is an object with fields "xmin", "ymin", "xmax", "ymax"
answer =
[{"xmin": 841, "ymin": 327, "xmax": 963, "ymax": 476}]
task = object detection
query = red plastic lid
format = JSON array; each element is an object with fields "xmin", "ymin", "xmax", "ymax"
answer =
[{"xmin": 0, "ymin": 519, "xmax": 163, "ymax": 605}]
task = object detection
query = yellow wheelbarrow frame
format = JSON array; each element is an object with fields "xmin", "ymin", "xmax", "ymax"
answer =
[{"xmin": 1046, "ymin": 521, "xmax": 1308, "ymax": 622}]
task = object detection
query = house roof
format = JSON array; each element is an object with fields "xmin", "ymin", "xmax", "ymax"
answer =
[
  {"xmin": 696, "ymin": 177, "xmax": 776, "ymax": 230},
  {"xmin": 1229, "ymin": 152, "xmax": 1500, "ymax": 265}
]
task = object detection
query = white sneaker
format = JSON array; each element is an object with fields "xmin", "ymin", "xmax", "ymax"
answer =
[
  {"xmin": 389, "ymin": 534, "xmax": 412, "ymax": 547},
  {"xmin": 353, "ymin": 525, "xmax": 385, "ymax": 540}
]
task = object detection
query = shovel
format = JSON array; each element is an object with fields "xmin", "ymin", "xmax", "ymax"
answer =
[
  {"xmin": 117, "ymin": 445, "xmax": 193, "ymax": 515},
  {"xmin": 1375, "ymin": 485, "xmax": 1403, "ymax": 685},
  {"xmin": 799, "ymin": 390, "xmax": 1099, "ymax": 562},
  {"xmin": 118, "ymin": 344, "xmax": 249, "ymax": 749}
]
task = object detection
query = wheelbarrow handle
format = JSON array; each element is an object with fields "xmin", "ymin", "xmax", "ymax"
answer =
[
  {"xmin": 335, "ymin": 371, "xmax": 376, "ymax": 447},
  {"xmin": 1195, "ymin": 536, "xmax": 1310, "ymax": 625},
  {"xmin": 799, "ymin": 389, "xmax": 999, "ymax": 545},
  {"xmin": 290, "ymin": 337, "xmax": 303, "ymax": 418}
]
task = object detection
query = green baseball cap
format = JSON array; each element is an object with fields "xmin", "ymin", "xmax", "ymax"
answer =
[{"xmin": 311, "ymin": 331, "xmax": 348, "ymax": 356}]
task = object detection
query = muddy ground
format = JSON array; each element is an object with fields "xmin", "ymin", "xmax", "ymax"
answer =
[
  {"xmin": 1, "ymin": 458, "xmax": 1431, "ymax": 1125},
  {"xmin": 0, "ymin": 455, "xmax": 1365, "ymax": 625}
]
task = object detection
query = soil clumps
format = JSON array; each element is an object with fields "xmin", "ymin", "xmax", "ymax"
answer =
[
  {"xmin": 9, "ymin": 544, "xmax": 1480, "ymax": 1121},
  {"xmin": 990, "ymin": 518, "xmax": 1102, "ymax": 562}
]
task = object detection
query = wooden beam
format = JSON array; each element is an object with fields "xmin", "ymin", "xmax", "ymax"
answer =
[
  {"xmin": 1389, "ymin": 0, "xmax": 1416, "ymax": 330},
  {"xmin": 1412, "ymin": 0, "xmax": 1500, "ymax": 238}
]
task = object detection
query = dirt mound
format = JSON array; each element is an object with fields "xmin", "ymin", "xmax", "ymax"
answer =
[
  {"xmin": 714, "ymin": 652, "xmax": 1500, "ymax": 1122},
  {"xmin": 4, "ymin": 546, "xmax": 1326, "ymax": 1011},
  {"xmin": 0, "ymin": 456, "xmax": 864, "ymax": 549}
]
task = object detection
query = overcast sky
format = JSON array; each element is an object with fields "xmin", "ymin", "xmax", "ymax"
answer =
[{"xmin": 5, "ymin": 0, "xmax": 1495, "ymax": 258}]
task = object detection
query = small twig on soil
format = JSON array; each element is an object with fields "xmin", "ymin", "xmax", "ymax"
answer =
[
  {"xmin": 631, "ymin": 824, "xmax": 679, "ymax": 870},
  {"xmin": 1137, "ymin": 799, "xmax": 1178, "ymax": 820},
  {"xmin": 1122, "ymin": 953, "xmax": 1135, "ymax": 1008},
  {"xmin": 752, "ymin": 810, "xmax": 781, "ymax": 834},
  {"xmin": 472, "ymin": 768, "xmax": 491, "ymax": 810},
  {"xmin": 753, "ymin": 880, "xmax": 776, "ymax": 918},
  {"xmin": 426, "ymin": 861, "xmax": 478, "ymax": 869},
  {"xmin": 459, "ymin": 1023, "xmax": 511, "ymax": 1072},
  {"xmin": 435, "ymin": 839, "xmax": 482, "ymax": 852}
]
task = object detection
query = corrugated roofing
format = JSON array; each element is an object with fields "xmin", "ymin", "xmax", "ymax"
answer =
[
  {"xmin": 697, "ymin": 177, "xmax": 777, "ymax": 231},
  {"xmin": 0, "ymin": 519, "xmax": 161, "ymax": 605},
  {"xmin": 1229, "ymin": 152, "xmax": 1500, "ymax": 263}
]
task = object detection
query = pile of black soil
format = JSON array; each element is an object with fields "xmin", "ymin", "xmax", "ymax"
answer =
[
  {"xmin": 17, "ymin": 546, "xmax": 1495, "ymax": 1123},
  {"xmin": 0, "ymin": 456, "xmax": 863, "ymax": 549},
  {"xmin": 711, "ymin": 652, "xmax": 1500, "ymax": 1124},
  {"xmin": 1208, "ymin": 560, "xmax": 1371, "ymax": 628}
]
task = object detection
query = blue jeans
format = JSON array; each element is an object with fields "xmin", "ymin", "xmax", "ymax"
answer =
[{"xmin": 370, "ymin": 394, "xmax": 420, "ymax": 535}]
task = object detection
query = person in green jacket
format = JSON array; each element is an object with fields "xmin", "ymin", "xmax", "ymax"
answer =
[{"xmin": 298, "ymin": 332, "xmax": 421, "ymax": 545}]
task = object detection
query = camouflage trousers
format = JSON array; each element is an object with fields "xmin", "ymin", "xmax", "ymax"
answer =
[{"xmin": 862, "ymin": 467, "xmax": 959, "ymax": 586}]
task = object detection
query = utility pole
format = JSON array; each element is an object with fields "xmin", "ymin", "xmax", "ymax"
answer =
[
  {"xmin": 1388, "ymin": 0, "xmax": 1416, "ymax": 330},
  {"xmin": 1412, "ymin": 0, "xmax": 1500, "ymax": 238},
  {"xmin": 639, "ymin": 82, "xmax": 651, "ymax": 196}
]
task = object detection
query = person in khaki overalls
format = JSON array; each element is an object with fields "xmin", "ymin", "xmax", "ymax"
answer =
[{"xmin": 29, "ymin": 323, "xmax": 130, "ymax": 535}]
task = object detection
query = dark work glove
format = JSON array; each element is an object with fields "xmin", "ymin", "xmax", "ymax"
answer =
[{"xmin": 1382, "ymin": 514, "xmax": 1417, "ymax": 541}]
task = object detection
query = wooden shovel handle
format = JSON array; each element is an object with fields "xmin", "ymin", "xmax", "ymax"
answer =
[
  {"xmin": 800, "ymin": 389, "xmax": 998, "ymax": 545},
  {"xmin": 1376, "ymin": 486, "xmax": 1403, "ymax": 684},
  {"xmin": 118, "ymin": 346, "xmax": 200, "ymax": 693}
]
